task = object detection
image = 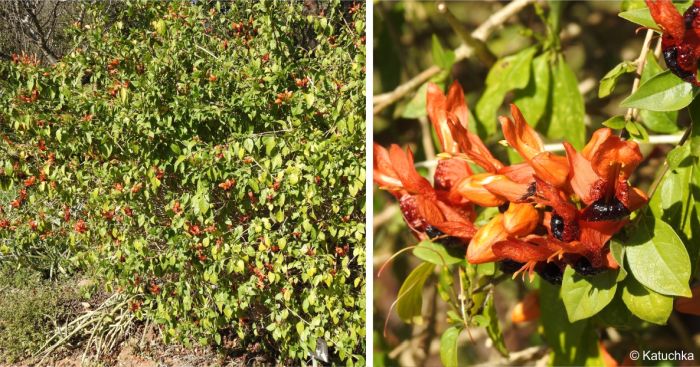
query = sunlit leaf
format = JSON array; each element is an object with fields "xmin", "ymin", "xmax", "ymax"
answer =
[
  {"xmin": 621, "ymin": 275, "xmax": 673, "ymax": 325},
  {"xmin": 475, "ymin": 47, "xmax": 537, "ymax": 137},
  {"xmin": 621, "ymin": 70, "xmax": 699, "ymax": 112},
  {"xmin": 625, "ymin": 217, "xmax": 692, "ymax": 297},
  {"xmin": 561, "ymin": 267, "xmax": 618, "ymax": 322}
]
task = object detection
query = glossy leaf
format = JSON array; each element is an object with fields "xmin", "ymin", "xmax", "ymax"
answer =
[
  {"xmin": 513, "ymin": 53, "xmax": 551, "ymax": 127},
  {"xmin": 620, "ymin": 70, "xmax": 698, "ymax": 112},
  {"xmin": 475, "ymin": 47, "xmax": 536, "ymax": 136},
  {"xmin": 401, "ymin": 83, "xmax": 429, "ymax": 119},
  {"xmin": 541, "ymin": 55, "xmax": 585, "ymax": 149},
  {"xmin": 625, "ymin": 218, "xmax": 692, "ymax": 297},
  {"xmin": 432, "ymin": 35, "xmax": 456, "ymax": 70},
  {"xmin": 621, "ymin": 275, "xmax": 673, "ymax": 325},
  {"xmin": 618, "ymin": 7, "xmax": 661, "ymax": 30},
  {"xmin": 609, "ymin": 238, "xmax": 628, "ymax": 280},
  {"xmin": 639, "ymin": 53, "xmax": 680, "ymax": 133},
  {"xmin": 602, "ymin": 115, "xmax": 626, "ymax": 130},
  {"xmin": 561, "ymin": 266, "xmax": 618, "ymax": 322}
]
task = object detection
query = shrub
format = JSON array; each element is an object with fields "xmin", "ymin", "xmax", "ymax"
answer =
[
  {"xmin": 0, "ymin": 265, "xmax": 76, "ymax": 363},
  {"xmin": 0, "ymin": 1, "xmax": 366, "ymax": 364}
]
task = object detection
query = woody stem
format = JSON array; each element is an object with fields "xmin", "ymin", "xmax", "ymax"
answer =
[
  {"xmin": 373, "ymin": 0, "xmax": 536, "ymax": 114},
  {"xmin": 624, "ymin": 29, "xmax": 656, "ymax": 123},
  {"xmin": 457, "ymin": 267, "xmax": 470, "ymax": 330}
]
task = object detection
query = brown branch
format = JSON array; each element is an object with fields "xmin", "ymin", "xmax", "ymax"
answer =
[
  {"xmin": 625, "ymin": 29, "xmax": 655, "ymax": 122},
  {"xmin": 437, "ymin": 2, "xmax": 496, "ymax": 67},
  {"xmin": 18, "ymin": 0, "xmax": 59, "ymax": 63},
  {"xmin": 373, "ymin": 0, "xmax": 535, "ymax": 115}
]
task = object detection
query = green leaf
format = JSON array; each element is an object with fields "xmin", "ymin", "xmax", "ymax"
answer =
[
  {"xmin": 475, "ymin": 294, "xmax": 509, "ymax": 357},
  {"xmin": 561, "ymin": 267, "xmax": 618, "ymax": 322},
  {"xmin": 620, "ymin": 70, "xmax": 698, "ymax": 112},
  {"xmin": 619, "ymin": 3, "xmax": 688, "ymax": 30},
  {"xmin": 413, "ymin": 240, "xmax": 464, "ymax": 266},
  {"xmin": 432, "ymin": 35, "xmax": 456, "ymax": 70},
  {"xmin": 541, "ymin": 54, "xmax": 585, "ymax": 149},
  {"xmin": 475, "ymin": 47, "xmax": 537, "ymax": 136},
  {"xmin": 618, "ymin": 7, "xmax": 660, "ymax": 30},
  {"xmin": 621, "ymin": 275, "xmax": 673, "ymax": 325},
  {"xmin": 513, "ymin": 53, "xmax": 551, "ymax": 127},
  {"xmin": 597, "ymin": 295, "xmax": 639, "ymax": 329},
  {"xmin": 598, "ymin": 61, "xmax": 636, "ymax": 98},
  {"xmin": 401, "ymin": 83, "xmax": 429, "ymax": 119},
  {"xmin": 625, "ymin": 120, "xmax": 649, "ymax": 142},
  {"xmin": 625, "ymin": 217, "xmax": 692, "ymax": 297},
  {"xmin": 609, "ymin": 238, "xmax": 628, "ymax": 280},
  {"xmin": 540, "ymin": 281, "xmax": 602, "ymax": 366},
  {"xmin": 396, "ymin": 262, "xmax": 435, "ymax": 323},
  {"xmin": 439, "ymin": 326, "xmax": 461, "ymax": 367},
  {"xmin": 639, "ymin": 53, "xmax": 680, "ymax": 133},
  {"xmin": 601, "ymin": 115, "xmax": 626, "ymax": 130}
]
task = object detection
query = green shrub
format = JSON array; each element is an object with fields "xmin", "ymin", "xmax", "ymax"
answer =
[
  {"xmin": 0, "ymin": 1, "xmax": 365, "ymax": 364},
  {"xmin": 0, "ymin": 265, "xmax": 75, "ymax": 363}
]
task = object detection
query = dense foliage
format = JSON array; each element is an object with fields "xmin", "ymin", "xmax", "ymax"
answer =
[
  {"xmin": 374, "ymin": 1, "xmax": 699, "ymax": 366},
  {"xmin": 0, "ymin": 1, "xmax": 366, "ymax": 364}
]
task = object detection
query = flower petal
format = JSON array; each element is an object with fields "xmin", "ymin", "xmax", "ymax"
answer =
[
  {"xmin": 446, "ymin": 81, "xmax": 469, "ymax": 128},
  {"xmin": 511, "ymin": 292, "xmax": 540, "ymax": 324},
  {"xmin": 427, "ymin": 83, "xmax": 458, "ymax": 153},
  {"xmin": 646, "ymin": 0, "xmax": 685, "ymax": 41},
  {"xmin": 448, "ymin": 118, "xmax": 504, "ymax": 172},
  {"xmin": 434, "ymin": 157, "xmax": 472, "ymax": 192},
  {"xmin": 389, "ymin": 145, "xmax": 435, "ymax": 195},
  {"xmin": 500, "ymin": 104, "xmax": 544, "ymax": 161},
  {"xmin": 503, "ymin": 202, "xmax": 540, "ymax": 237},
  {"xmin": 482, "ymin": 175, "xmax": 534, "ymax": 203},
  {"xmin": 563, "ymin": 141, "xmax": 600, "ymax": 205},
  {"xmin": 492, "ymin": 237, "xmax": 553, "ymax": 264},
  {"xmin": 373, "ymin": 143, "xmax": 403, "ymax": 189},
  {"xmin": 453, "ymin": 173, "xmax": 508, "ymax": 207},
  {"xmin": 530, "ymin": 152, "xmax": 570, "ymax": 188},
  {"xmin": 467, "ymin": 214, "xmax": 507, "ymax": 264}
]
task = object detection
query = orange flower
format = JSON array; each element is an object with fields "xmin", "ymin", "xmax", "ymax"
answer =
[
  {"xmin": 74, "ymin": 219, "xmax": 88, "ymax": 234},
  {"xmin": 499, "ymin": 105, "xmax": 569, "ymax": 187},
  {"xmin": 646, "ymin": 0, "xmax": 700, "ymax": 85},
  {"xmin": 218, "ymin": 178, "xmax": 236, "ymax": 191},
  {"xmin": 24, "ymin": 176, "xmax": 36, "ymax": 187},
  {"xmin": 373, "ymin": 143, "xmax": 476, "ymax": 241},
  {"xmin": 453, "ymin": 173, "xmax": 508, "ymax": 207},
  {"xmin": 511, "ymin": 292, "xmax": 540, "ymax": 323},
  {"xmin": 427, "ymin": 82, "xmax": 504, "ymax": 172},
  {"xmin": 379, "ymin": 80, "xmax": 648, "ymax": 284}
]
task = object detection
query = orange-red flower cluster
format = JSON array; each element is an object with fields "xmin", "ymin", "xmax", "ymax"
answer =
[
  {"xmin": 646, "ymin": 0, "xmax": 700, "ymax": 85},
  {"xmin": 374, "ymin": 81, "xmax": 648, "ymax": 283}
]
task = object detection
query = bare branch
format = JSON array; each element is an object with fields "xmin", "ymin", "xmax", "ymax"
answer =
[{"xmin": 373, "ymin": 0, "xmax": 536, "ymax": 114}]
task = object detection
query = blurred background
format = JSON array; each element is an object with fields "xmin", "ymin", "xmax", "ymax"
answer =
[{"xmin": 373, "ymin": 1, "xmax": 698, "ymax": 365}]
